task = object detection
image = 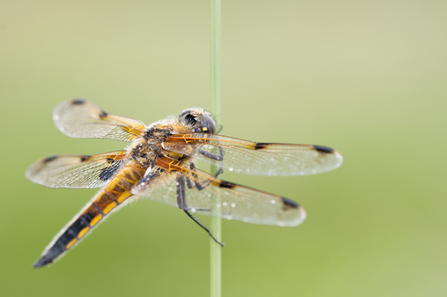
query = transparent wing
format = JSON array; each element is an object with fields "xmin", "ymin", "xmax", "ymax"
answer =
[
  {"xmin": 25, "ymin": 151, "xmax": 128, "ymax": 188},
  {"xmin": 53, "ymin": 99, "xmax": 146, "ymax": 142},
  {"xmin": 163, "ymin": 133, "xmax": 343, "ymax": 176},
  {"xmin": 131, "ymin": 159, "xmax": 306, "ymax": 227}
]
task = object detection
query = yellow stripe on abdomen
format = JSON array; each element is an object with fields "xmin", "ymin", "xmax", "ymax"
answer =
[{"xmin": 33, "ymin": 161, "xmax": 146, "ymax": 268}]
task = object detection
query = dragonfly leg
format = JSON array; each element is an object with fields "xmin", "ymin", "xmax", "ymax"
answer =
[
  {"xmin": 214, "ymin": 166, "xmax": 224, "ymax": 178},
  {"xmin": 183, "ymin": 210, "xmax": 224, "ymax": 246},
  {"xmin": 189, "ymin": 163, "xmax": 223, "ymax": 192},
  {"xmin": 176, "ymin": 173, "xmax": 224, "ymax": 246},
  {"xmin": 185, "ymin": 176, "xmax": 194, "ymax": 189},
  {"xmin": 198, "ymin": 146, "xmax": 224, "ymax": 178},
  {"xmin": 189, "ymin": 163, "xmax": 206, "ymax": 190},
  {"xmin": 215, "ymin": 124, "xmax": 223, "ymax": 134},
  {"xmin": 176, "ymin": 174, "xmax": 188, "ymax": 210},
  {"xmin": 185, "ymin": 174, "xmax": 217, "ymax": 192},
  {"xmin": 199, "ymin": 148, "xmax": 223, "ymax": 161}
]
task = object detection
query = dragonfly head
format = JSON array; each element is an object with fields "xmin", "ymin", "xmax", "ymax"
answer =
[{"xmin": 179, "ymin": 108, "xmax": 216, "ymax": 134}]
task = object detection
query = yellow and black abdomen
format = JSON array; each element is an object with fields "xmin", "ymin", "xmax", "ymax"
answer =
[{"xmin": 34, "ymin": 161, "xmax": 146, "ymax": 268}]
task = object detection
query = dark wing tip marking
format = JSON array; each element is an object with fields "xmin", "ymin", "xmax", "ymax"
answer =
[
  {"xmin": 99, "ymin": 110, "xmax": 108, "ymax": 118},
  {"xmin": 254, "ymin": 143, "xmax": 268, "ymax": 150},
  {"xmin": 219, "ymin": 180, "xmax": 236, "ymax": 189},
  {"xmin": 281, "ymin": 197, "xmax": 300, "ymax": 209},
  {"xmin": 80, "ymin": 155, "xmax": 91, "ymax": 162},
  {"xmin": 314, "ymin": 145, "xmax": 334, "ymax": 154},
  {"xmin": 43, "ymin": 155, "xmax": 58, "ymax": 163},
  {"xmin": 71, "ymin": 99, "xmax": 86, "ymax": 105}
]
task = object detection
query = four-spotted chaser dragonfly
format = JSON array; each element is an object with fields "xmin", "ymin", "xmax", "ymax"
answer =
[{"xmin": 26, "ymin": 99, "xmax": 343, "ymax": 268}]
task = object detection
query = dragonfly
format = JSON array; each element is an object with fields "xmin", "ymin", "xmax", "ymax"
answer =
[{"xmin": 26, "ymin": 99, "xmax": 343, "ymax": 268}]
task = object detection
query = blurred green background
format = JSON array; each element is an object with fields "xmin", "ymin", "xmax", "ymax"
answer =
[{"xmin": 1, "ymin": 0, "xmax": 446, "ymax": 296}]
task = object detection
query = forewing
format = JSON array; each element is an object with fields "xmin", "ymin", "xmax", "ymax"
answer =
[
  {"xmin": 26, "ymin": 151, "xmax": 128, "ymax": 188},
  {"xmin": 53, "ymin": 99, "xmax": 146, "ymax": 142},
  {"xmin": 164, "ymin": 133, "xmax": 343, "ymax": 176},
  {"xmin": 131, "ymin": 164, "xmax": 306, "ymax": 227}
]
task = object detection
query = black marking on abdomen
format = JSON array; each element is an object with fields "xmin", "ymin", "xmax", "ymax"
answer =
[
  {"xmin": 281, "ymin": 197, "xmax": 299, "ymax": 209},
  {"xmin": 219, "ymin": 181, "xmax": 236, "ymax": 189},
  {"xmin": 33, "ymin": 212, "xmax": 95, "ymax": 268},
  {"xmin": 69, "ymin": 215, "xmax": 91, "ymax": 235},
  {"xmin": 81, "ymin": 212, "xmax": 95, "ymax": 224},
  {"xmin": 34, "ymin": 241, "xmax": 65, "ymax": 268},
  {"xmin": 314, "ymin": 145, "xmax": 333, "ymax": 154},
  {"xmin": 72, "ymin": 99, "xmax": 85, "ymax": 105},
  {"xmin": 43, "ymin": 155, "xmax": 57, "ymax": 163}
]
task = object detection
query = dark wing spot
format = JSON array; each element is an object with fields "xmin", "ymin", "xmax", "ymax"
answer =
[
  {"xmin": 72, "ymin": 99, "xmax": 85, "ymax": 105},
  {"xmin": 254, "ymin": 143, "xmax": 268, "ymax": 150},
  {"xmin": 43, "ymin": 155, "xmax": 57, "ymax": 163},
  {"xmin": 80, "ymin": 155, "xmax": 91, "ymax": 162},
  {"xmin": 99, "ymin": 110, "xmax": 108, "ymax": 118},
  {"xmin": 281, "ymin": 197, "xmax": 300, "ymax": 210},
  {"xmin": 99, "ymin": 161, "xmax": 122, "ymax": 181},
  {"xmin": 219, "ymin": 180, "xmax": 236, "ymax": 189},
  {"xmin": 314, "ymin": 145, "xmax": 334, "ymax": 154}
]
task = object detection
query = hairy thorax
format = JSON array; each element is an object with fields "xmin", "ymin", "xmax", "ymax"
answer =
[{"xmin": 128, "ymin": 119, "xmax": 194, "ymax": 169}]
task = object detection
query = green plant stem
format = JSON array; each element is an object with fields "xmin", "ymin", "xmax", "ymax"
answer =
[{"xmin": 210, "ymin": 0, "xmax": 222, "ymax": 296}]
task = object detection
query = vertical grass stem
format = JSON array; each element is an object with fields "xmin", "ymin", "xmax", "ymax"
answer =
[{"xmin": 210, "ymin": 0, "xmax": 222, "ymax": 297}]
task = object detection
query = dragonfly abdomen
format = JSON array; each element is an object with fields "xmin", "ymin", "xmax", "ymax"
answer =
[{"xmin": 33, "ymin": 161, "xmax": 146, "ymax": 268}]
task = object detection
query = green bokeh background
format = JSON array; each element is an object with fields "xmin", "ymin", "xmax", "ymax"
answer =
[{"xmin": 1, "ymin": 1, "xmax": 446, "ymax": 296}]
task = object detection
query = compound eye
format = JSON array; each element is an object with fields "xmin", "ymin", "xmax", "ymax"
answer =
[
  {"xmin": 184, "ymin": 114, "xmax": 197, "ymax": 126},
  {"xmin": 201, "ymin": 112, "xmax": 216, "ymax": 134}
]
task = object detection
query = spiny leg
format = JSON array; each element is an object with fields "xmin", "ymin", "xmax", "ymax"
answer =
[
  {"xmin": 189, "ymin": 162, "xmax": 223, "ymax": 191},
  {"xmin": 184, "ymin": 175, "xmax": 211, "ymax": 212},
  {"xmin": 215, "ymin": 124, "xmax": 223, "ymax": 134},
  {"xmin": 176, "ymin": 173, "xmax": 224, "ymax": 246},
  {"xmin": 183, "ymin": 210, "xmax": 224, "ymax": 246},
  {"xmin": 185, "ymin": 176, "xmax": 194, "ymax": 189},
  {"xmin": 176, "ymin": 174, "xmax": 187, "ymax": 209},
  {"xmin": 199, "ymin": 148, "xmax": 223, "ymax": 161},
  {"xmin": 189, "ymin": 163, "xmax": 206, "ymax": 190},
  {"xmin": 198, "ymin": 146, "xmax": 224, "ymax": 178},
  {"xmin": 185, "ymin": 163, "xmax": 221, "ymax": 212}
]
